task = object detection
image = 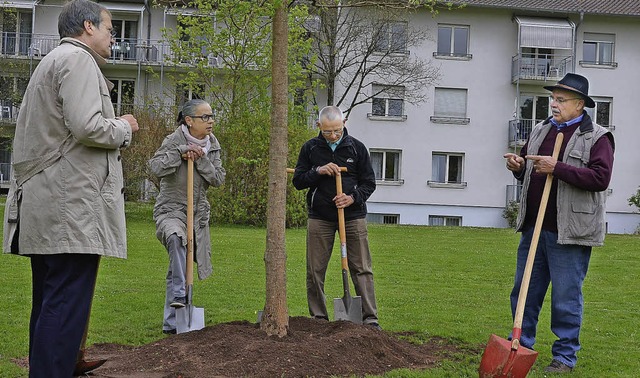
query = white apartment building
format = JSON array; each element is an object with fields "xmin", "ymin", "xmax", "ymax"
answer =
[
  {"xmin": 1, "ymin": 0, "xmax": 638, "ymax": 233},
  {"xmin": 344, "ymin": 1, "xmax": 640, "ymax": 234}
]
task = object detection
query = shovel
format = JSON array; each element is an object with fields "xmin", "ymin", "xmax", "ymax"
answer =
[
  {"xmin": 176, "ymin": 158, "xmax": 205, "ymax": 333},
  {"xmin": 332, "ymin": 168, "xmax": 363, "ymax": 324},
  {"xmin": 479, "ymin": 132, "xmax": 564, "ymax": 378}
]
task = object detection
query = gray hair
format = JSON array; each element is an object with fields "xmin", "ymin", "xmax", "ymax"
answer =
[
  {"xmin": 318, "ymin": 106, "xmax": 344, "ymax": 124},
  {"xmin": 176, "ymin": 99, "xmax": 209, "ymax": 125},
  {"xmin": 58, "ymin": 0, "xmax": 110, "ymax": 38}
]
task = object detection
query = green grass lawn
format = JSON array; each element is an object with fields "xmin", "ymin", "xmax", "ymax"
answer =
[{"xmin": 0, "ymin": 201, "xmax": 638, "ymax": 377}]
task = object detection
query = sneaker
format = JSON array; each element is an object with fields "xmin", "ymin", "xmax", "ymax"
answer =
[
  {"xmin": 544, "ymin": 359, "xmax": 573, "ymax": 373},
  {"xmin": 162, "ymin": 329, "xmax": 177, "ymax": 335},
  {"xmin": 170, "ymin": 296, "xmax": 186, "ymax": 308},
  {"xmin": 366, "ymin": 322, "xmax": 382, "ymax": 331}
]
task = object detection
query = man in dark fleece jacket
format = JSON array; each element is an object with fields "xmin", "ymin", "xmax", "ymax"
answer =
[{"xmin": 292, "ymin": 105, "xmax": 380, "ymax": 329}]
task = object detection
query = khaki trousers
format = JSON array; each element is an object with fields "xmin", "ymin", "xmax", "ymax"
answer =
[{"xmin": 306, "ymin": 218, "xmax": 378, "ymax": 324}]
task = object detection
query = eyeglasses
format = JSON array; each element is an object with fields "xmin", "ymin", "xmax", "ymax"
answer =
[
  {"xmin": 550, "ymin": 96, "xmax": 582, "ymax": 104},
  {"xmin": 320, "ymin": 127, "xmax": 344, "ymax": 137},
  {"xmin": 189, "ymin": 114, "xmax": 214, "ymax": 122}
]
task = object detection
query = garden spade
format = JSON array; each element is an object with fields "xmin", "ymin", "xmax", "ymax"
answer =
[
  {"xmin": 332, "ymin": 168, "xmax": 363, "ymax": 324},
  {"xmin": 176, "ymin": 158, "xmax": 205, "ymax": 334},
  {"xmin": 479, "ymin": 132, "xmax": 564, "ymax": 378}
]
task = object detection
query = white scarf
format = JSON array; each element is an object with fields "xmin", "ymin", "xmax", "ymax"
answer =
[{"xmin": 181, "ymin": 124, "xmax": 211, "ymax": 154}]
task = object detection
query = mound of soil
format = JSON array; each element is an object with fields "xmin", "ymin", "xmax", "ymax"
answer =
[{"xmin": 22, "ymin": 317, "xmax": 481, "ymax": 377}]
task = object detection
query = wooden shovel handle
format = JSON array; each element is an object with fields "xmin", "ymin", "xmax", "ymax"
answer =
[
  {"xmin": 334, "ymin": 167, "xmax": 348, "ymax": 269},
  {"xmin": 512, "ymin": 133, "xmax": 564, "ymax": 340},
  {"xmin": 186, "ymin": 158, "xmax": 194, "ymax": 287}
]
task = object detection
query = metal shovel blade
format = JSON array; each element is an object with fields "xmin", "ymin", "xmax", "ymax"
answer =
[
  {"xmin": 333, "ymin": 295, "xmax": 362, "ymax": 323},
  {"xmin": 333, "ymin": 268, "xmax": 363, "ymax": 324},
  {"xmin": 176, "ymin": 304, "xmax": 205, "ymax": 334},
  {"xmin": 479, "ymin": 334, "xmax": 538, "ymax": 378}
]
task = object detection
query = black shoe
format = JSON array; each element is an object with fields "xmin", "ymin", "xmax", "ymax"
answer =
[
  {"xmin": 544, "ymin": 359, "xmax": 573, "ymax": 373},
  {"xmin": 367, "ymin": 322, "xmax": 382, "ymax": 331},
  {"xmin": 170, "ymin": 296, "xmax": 186, "ymax": 308},
  {"xmin": 162, "ymin": 329, "xmax": 177, "ymax": 335}
]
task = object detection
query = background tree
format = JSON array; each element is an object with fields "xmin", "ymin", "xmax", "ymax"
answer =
[
  {"xmin": 158, "ymin": 0, "xmax": 314, "ymax": 227},
  {"xmin": 305, "ymin": 0, "xmax": 445, "ymax": 117}
]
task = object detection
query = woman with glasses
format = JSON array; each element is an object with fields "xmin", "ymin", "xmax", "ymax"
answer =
[{"xmin": 148, "ymin": 99, "xmax": 226, "ymax": 334}]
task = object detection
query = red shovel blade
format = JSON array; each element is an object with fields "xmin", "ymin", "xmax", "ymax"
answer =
[{"xmin": 479, "ymin": 334, "xmax": 538, "ymax": 378}]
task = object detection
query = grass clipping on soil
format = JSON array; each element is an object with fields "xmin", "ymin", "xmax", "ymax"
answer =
[{"xmin": 84, "ymin": 317, "xmax": 474, "ymax": 378}]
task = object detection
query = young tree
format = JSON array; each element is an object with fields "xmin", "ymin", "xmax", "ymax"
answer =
[{"xmin": 261, "ymin": 0, "xmax": 289, "ymax": 337}]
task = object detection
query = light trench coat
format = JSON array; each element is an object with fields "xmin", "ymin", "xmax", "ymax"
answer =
[
  {"xmin": 148, "ymin": 127, "xmax": 225, "ymax": 279},
  {"xmin": 3, "ymin": 38, "xmax": 132, "ymax": 257}
]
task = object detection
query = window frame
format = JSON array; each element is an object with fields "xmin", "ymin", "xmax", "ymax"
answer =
[
  {"xmin": 431, "ymin": 87, "xmax": 470, "ymax": 124},
  {"xmin": 428, "ymin": 215, "xmax": 462, "ymax": 226},
  {"xmin": 428, "ymin": 152, "xmax": 467, "ymax": 188},
  {"xmin": 374, "ymin": 20, "xmax": 409, "ymax": 55},
  {"xmin": 370, "ymin": 149, "xmax": 403, "ymax": 185},
  {"xmin": 585, "ymin": 97, "xmax": 614, "ymax": 130},
  {"xmin": 369, "ymin": 84, "xmax": 407, "ymax": 121},
  {"xmin": 434, "ymin": 24, "xmax": 471, "ymax": 60},
  {"xmin": 367, "ymin": 213, "xmax": 400, "ymax": 224},
  {"xmin": 580, "ymin": 32, "xmax": 617, "ymax": 68}
]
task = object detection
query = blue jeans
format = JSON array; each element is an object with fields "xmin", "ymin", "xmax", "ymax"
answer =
[{"xmin": 510, "ymin": 227, "xmax": 591, "ymax": 368}]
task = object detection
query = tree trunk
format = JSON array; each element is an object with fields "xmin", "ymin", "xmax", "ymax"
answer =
[{"xmin": 261, "ymin": 1, "xmax": 289, "ymax": 337}]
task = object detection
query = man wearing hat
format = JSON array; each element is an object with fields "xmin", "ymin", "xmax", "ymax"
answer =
[{"xmin": 503, "ymin": 73, "xmax": 614, "ymax": 373}]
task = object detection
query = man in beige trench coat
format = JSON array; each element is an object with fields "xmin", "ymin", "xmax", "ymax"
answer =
[{"xmin": 2, "ymin": 1, "xmax": 139, "ymax": 376}]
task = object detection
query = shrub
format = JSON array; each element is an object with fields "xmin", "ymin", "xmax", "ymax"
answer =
[{"xmin": 502, "ymin": 200, "xmax": 520, "ymax": 229}]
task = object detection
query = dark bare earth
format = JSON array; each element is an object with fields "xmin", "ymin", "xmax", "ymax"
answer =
[{"xmin": 15, "ymin": 317, "xmax": 480, "ymax": 377}]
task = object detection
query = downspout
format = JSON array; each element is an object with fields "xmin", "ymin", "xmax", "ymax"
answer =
[{"xmin": 572, "ymin": 11, "xmax": 583, "ymax": 72}]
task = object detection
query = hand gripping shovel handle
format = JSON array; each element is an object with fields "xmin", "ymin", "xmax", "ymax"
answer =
[{"xmin": 511, "ymin": 132, "xmax": 564, "ymax": 348}]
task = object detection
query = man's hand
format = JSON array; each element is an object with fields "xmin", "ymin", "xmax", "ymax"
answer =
[
  {"xmin": 504, "ymin": 153, "xmax": 525, "ymax": 173},
  {"xmin": 316, "ymin": 162, "xmax": 342, "ymax": 176},
  {"xmin": 120, "ymin": 114, "xmax": 139, "ymax": 133},
  {"xmin": 526, "ymin": 154, "xmax": 557, "ymax": 174},
  {"xmin": 333, "ymin": 193, "xmax": 354, "ymax": 209}
]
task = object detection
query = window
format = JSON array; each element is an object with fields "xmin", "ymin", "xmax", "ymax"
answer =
[
  {"xmin": 109, "ymin": 79, "xmax": 135, "ymax": 115},
  {"xmin": 370, "ymin": 149, "xmax": 402, "ymax": 184},
  {"xmin": 0, "ymin": 9, "xmax": 32, "ymax": 55},
  {"xmin": 367, "ymin": 213, "xmax": 400, "ymax": 224},
  {"xmin": 429, "ymin": 152, "xmax": 466, "ymax": 188},
  {"xmin": 375, "ymin": 21, "xmax": 407, "ymax": 54},
  {"xmin": 111, "ymin": 19, "xmax": 139, "ymax": 60},
  {"xmin": 585, "ymin": 98, "xmax": 614, "ymax": 129},
  {"xmin": 435, "ymin": 24, "xmax": 470, "ymax": 59},
  {"xmin": 370, "ymin": 85, "xmax": 405, "ymax": 120},
  {"xmin": 431, "ymin": 88, "xmax": 469, "ymax": 124},
  {"xmin": 582, "ymin": 33, "xmax": 616, "ymax": 67},
  {"xmin": 429, "ymin": 215, "xmax": 461, "ymax": 226},
  {"xmin": 176, "ymin": 84, "xmax": 205, "ymax": 106}
]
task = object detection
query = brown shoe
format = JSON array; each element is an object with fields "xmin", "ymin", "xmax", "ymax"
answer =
[
  {"xmin": 74, "ymin": 358, "xmax": 107, "ymax": 376},
  {"xmin": 543, "ymin": 359, "xmax": 573, "ymax": 373}
]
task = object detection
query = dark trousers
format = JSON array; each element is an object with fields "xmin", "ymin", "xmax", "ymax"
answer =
[
  {"xmin": 306, "ymin": 218, "xmax": 378, "ymax": 324},
  {"xmin": 29, "ymin": 254, "xmax": 100, "ymax": 378}
]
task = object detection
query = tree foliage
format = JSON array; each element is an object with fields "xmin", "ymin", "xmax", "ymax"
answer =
[
  {"xmin": 157, "ymin": 0, "xmax": 315, "ymax": 227},
  {"xmin": 628, "ymin": 187, "xmax": 640, "ymax": 212}
]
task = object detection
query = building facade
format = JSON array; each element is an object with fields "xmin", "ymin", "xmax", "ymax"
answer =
[{"xmin": 1, "ymin": 0, "xmax": 638, "ymax": 233}]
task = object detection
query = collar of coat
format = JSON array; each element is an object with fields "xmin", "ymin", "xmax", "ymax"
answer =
[{"xmin": 60, "ymin": 37, "xmax": 107, "ymax": 66}]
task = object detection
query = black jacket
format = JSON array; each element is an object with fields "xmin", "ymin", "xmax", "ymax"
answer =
[{"xmin": 292, "ymin": 128, "xmax": 376, "ymax": 222}]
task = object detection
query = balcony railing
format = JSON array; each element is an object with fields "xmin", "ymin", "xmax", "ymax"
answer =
[
  {"xmin": 0, "ymin": 33, "xmax": 216, "ymax": 67},
  {"xmin": 506, "ymin": 184, "xmax": 523, "ymax": 205},
  {"xmin": 511, "ymin": 54, "xmax": 572, "ymax": 82},
  {"xmin": 508, "ymin": 118, "xmax": 544, "ymax": 147}
]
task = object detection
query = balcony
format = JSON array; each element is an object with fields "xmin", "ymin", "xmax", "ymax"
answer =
[
  {"xmin": 505, "ymin": 184, "xmax": 522, "ymax": 205},
  {"xmin": 0, "ymin": 33, "xmax": 211, "ymax": 68},
  {"xmin": 508, "ymin": 118, "xmax": 546, "ymax": 148},
  {"xmin": 511, "ymin": 54, "xmax": 572, "ymax": 83}
]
